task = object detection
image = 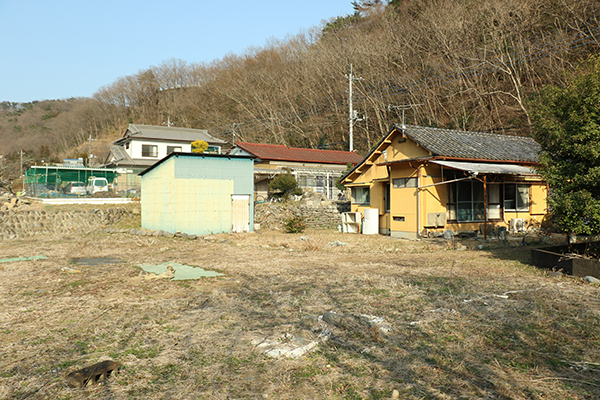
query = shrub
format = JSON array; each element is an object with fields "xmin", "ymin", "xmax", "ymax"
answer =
[
  {"xmin": 191, "ymin": 140, "xmax": 208, "ymax": 153},
  {"xmin": 284, "ymin": 216, "xmax": 306, "ymax": 233},
  {"xmin": 270, "ymin": 170, "xmax": 302, "ymax": 200}
]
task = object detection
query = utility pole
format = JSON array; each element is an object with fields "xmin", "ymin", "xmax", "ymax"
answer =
[
  {"xmin": 388, "ymin": 104, "xmax": 423, "ymax": 129},
  {"xmin": 346, "ymin": 64, "xmax": 364, "ymax": 152},
  {"xmin": 88, "ymin": 135, "xmax": 97, "ymax": 167},
  {"xmin": 232, "ymin": 123, "xmax": 239, "ymax": 145},
  {"xmin": 20, "ymin": 149, "xmax": 23, "ymax": 177}
]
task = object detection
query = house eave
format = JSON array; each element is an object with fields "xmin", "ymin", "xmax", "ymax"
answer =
[{"xmin": 376, "ymin": 156, "xmax": 540, "ymax": 167}]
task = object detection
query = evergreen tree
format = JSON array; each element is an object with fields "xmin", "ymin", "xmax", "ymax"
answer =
[
  {"xmin": 531, "ymin": 55, "xmax": 600, "ymax": 235},
  {"xmin": 270, "ymin": 170, "xmax": 303, "ymax": 200}
]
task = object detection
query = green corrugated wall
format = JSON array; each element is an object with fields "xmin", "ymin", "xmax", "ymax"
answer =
[{"xmin": 141, "ymin": 155, "xmax": 254, "ymax": 235}]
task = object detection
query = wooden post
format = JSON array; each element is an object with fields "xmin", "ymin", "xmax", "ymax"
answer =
[{"xmin": 483, "ymin": 175, "xmax": 487, "ymax": 241}]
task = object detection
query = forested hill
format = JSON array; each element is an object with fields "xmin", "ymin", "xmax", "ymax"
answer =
[{"xmin": 1, "ymin": 0, "xmax": 599, "ymax": 178}]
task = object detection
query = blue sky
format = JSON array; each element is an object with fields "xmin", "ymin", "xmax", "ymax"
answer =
[{"xmin": 0, "ymin": 0, "xmax": 354, "ymax": 103}]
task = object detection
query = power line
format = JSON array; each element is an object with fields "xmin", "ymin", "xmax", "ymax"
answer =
[{"xmin": 207, "ymin": 19, "xmax": 600, "ymax": 140}]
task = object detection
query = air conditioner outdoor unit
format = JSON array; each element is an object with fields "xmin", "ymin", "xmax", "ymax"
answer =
[
  {"xmin": 510, "ymin": 218, "xmax": 525, "ymax": 233},
  {"xmin": 426, "ymin": 212, "xmax": 446, "ymax": 228}
]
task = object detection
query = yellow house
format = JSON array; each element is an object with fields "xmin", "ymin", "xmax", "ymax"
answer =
[{"xmin": 341, "ymin": 125, "xmax": 547, "ymax": 239}]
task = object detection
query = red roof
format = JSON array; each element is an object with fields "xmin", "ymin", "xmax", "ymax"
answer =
[{"xmin": 233, "ymin": 142, "xmax": 364, "ymax": 165}]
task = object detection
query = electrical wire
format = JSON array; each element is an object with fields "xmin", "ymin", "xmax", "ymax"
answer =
[{"xmin": 207, "ymin": 18, "xmax": 600, "ymax": 140}]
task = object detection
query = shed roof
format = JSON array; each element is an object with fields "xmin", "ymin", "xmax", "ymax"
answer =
[
  {"xmin": 232, "ymin": 142, "xmax": 364, "ymax": 165},
  {"xmin": 116, "ymin": 124, "xmax": 227, "ymax": 145},
  {"xmin": 139, "ymin": 152, "xmax": 254, "ymax": 176}
]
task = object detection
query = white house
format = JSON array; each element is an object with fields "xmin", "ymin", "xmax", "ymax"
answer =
[{"xmin": 103, "ymin": 124, "xmax": 227, "ymax": 192}]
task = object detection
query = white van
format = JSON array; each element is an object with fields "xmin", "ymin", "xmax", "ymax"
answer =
[{"xmin": 86, "ymin": 177, "xmax": 109, "ymax": 194}]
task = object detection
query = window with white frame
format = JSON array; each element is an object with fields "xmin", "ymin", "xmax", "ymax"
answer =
[
  {"xmin": 167, "ymin": 146, "xmax": 182, "ymax": 154},
  {"xmin": 351, "ymin": 186, "xmax": 370, "ymax": 205},
  {"xmin": 504, "ymin": 183, "xmax": 529, "ymax": 211},
  {"xmin": 142, "ymin": 144, "xmax": 158, "ymax": 157},
  {"xmin": 487, "ymin": 184, "xmax": 501, "ymax": 219}
]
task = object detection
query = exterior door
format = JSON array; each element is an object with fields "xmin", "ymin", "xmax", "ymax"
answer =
[{"xmin": 232, "ymin": 194, "xmax": 250, "ymax": 233}]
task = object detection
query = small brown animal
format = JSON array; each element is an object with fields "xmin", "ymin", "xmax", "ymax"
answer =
[{"xmin": 66, "ymin": 360, "xmax": 120, "ymax": 388}]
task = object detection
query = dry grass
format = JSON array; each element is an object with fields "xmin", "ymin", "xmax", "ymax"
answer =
[{"xmin": 1, "ymin": 216, "xmax": 599, "ymax": 399}]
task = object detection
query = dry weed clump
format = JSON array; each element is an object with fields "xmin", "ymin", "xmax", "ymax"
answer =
[{"xmin": 0, "ymin": 224, "xmax": 599, "ymax": 399}]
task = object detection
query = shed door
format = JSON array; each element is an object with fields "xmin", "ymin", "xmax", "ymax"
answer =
[{"xmin": 232, "ymin": 195, "xmax": 250, "ymax": 233}]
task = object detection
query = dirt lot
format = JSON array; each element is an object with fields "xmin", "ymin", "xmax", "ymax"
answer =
[{"xmin": 1, "ymin": 208, "xmax": 600, "ymax": 399}]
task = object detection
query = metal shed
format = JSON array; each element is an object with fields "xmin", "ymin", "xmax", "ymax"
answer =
[{"xmin": 139, "ymin": 152, "xmax": 254, "ymax": 235}]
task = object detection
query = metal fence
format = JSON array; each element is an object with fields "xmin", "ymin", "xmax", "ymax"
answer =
[{"xmin": 24, "ymin": 165, "xmax": 139, "ymax": 198}]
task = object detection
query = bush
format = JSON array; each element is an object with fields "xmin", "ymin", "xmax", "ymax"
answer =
[
  {"xmin": 270, "ymin": 171, "xmax": 302, "ymax": 200},
  {"xmin": 191, "ymin": 140, "xmax": 208, "ymax": 153},
  {"xmin": 284, "ymin": 216, "xmax": 306, "ymax": 233}
]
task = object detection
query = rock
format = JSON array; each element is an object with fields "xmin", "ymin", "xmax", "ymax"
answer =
[
  {"xmin": 541, "ymin": 235, "xmax": 552, "ymax": 244},
  {"xmin": 454, "ymin": 242, "xmax": 467, "ymax": 251},
  {"xmin": 443, "ymin": 229, "xmax": 453, "ymax": 240},
  {"xmin": 299, "ymin": 315, "xmax": 323, "ymax": 331},
  {"xmin": 584, "ymin": 276, "xmax": 600, "ymax": 284},
  {"xmin": 322, "ymin": 311, "xmax": 344, "ymax": 326}
]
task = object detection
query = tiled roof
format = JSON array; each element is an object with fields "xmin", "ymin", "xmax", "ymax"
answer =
[
  {"xmin": 108, "ymin": 146, "xmax": 130, "ymax": 163},
  {"xmin": 233, "ymin": 142, "xmax": 364, "ymax": 165},
  {"xmin": 400, "ymin": 124, "xmax": 540, "ymax": 162},
  {"xmin": 117, "ymin": 124, "xmax": 227, "ymax": 145},
  {"xmin": 104, "ymin": 146, "xmax": 156, "ymax": 167}
]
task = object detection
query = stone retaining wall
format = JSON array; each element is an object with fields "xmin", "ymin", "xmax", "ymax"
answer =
[
  {"xmin": 255, "ymin": 200, "xmax": 350, "ymax": 231},
  {"xmin": 0, "ymin": 208, "xmax": 130, "ymax": 240},
  {"xmin": 0, "ymin": 190, "xmax": 350, "ymax": 238}
]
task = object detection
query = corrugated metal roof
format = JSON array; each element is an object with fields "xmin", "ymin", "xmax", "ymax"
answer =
[
  {"xmin": 430, "ymin": 160, "xmax": 538, "ymax": 175},
  {"xmin": 232, "ymin": 142, "xmax": 364, "ymax": 165},
  {"xmin": 402, "ymin": 125, "xmax": 540, "ymax": 162},
  {"xmin": 119, "ymin": 124, "xmax": 227, "ymax": 145},
  {"xmin": 139, "ymin": 152, "xmax": 254, "ymax": 176}
]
